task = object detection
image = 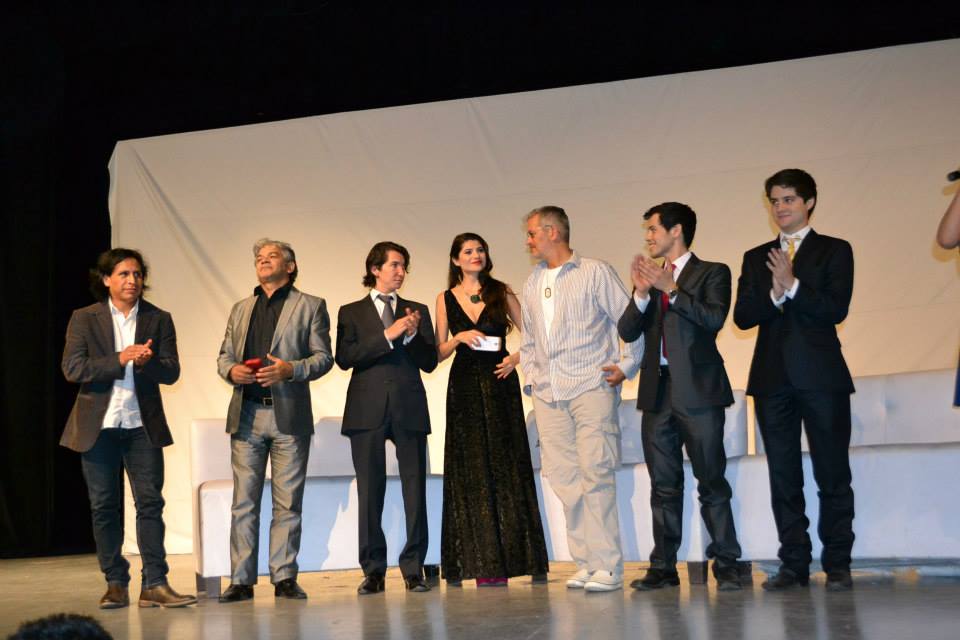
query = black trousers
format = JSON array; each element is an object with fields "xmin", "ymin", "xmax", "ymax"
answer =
[
  {"xmin": 755, "ymin": 387, "xmax": 855, "ymax": 575},
  {"xmin": 641, "ymin": 372, "xmax": 741, "ymax": 571},
  {"xmin": 349, "ymin": 420, "xmax": 428, "ymax": 578}
]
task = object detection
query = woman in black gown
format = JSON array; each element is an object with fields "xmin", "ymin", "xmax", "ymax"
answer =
[{"xmin": 434, "ymin": 232, "xmax": 549, "ymax": 586}]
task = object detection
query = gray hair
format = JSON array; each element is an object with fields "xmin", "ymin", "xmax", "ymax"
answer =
[
  {"xmin": 253, "ymin": 237, "xmax": 298, "ymax": 283},
  {"xmin": 526, "ymin": 205, "xmax": 570, "ymax": 242}
]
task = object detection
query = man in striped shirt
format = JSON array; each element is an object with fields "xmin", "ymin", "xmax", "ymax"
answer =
[{"xmin": 520, "ymin": 206, "xmax": 642, "ymax": 592}]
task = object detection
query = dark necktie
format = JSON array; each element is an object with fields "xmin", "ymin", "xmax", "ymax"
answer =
[
  {"xmin": 660, "ymin": 264, "xmax": 676, "ymax": 359},
  {"xmin": 378, "ymin": 294, "xmax": 395, "ymax": 329}
]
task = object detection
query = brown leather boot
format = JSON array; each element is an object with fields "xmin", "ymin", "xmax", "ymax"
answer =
[
  {"xmin": 99, "ymin": 583, "xmax": 129, "ymax": 609},
  {"xmin": 138, "ymin": 583, "xmax": 198, "ymax": 608}
]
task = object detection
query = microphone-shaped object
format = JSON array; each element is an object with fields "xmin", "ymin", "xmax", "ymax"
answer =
[{"xmin": 949, "ymin": 169, "xmax": 960, "ymax": 182}]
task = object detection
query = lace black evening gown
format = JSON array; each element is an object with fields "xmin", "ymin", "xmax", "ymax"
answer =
[{"xmin": 440, "ymin": 290, "xmax": 549, "ymax": 580}]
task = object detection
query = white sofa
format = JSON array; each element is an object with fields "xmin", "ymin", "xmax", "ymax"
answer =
[
  {"xmin": 734, "ymin": 368, "xmax": 960, "ymax": 562},
  {"xmin": 526, "ymin": 390, "xmax": 749, "ymax": 570},
  {"xmin": 190, "ymin": 368, "xmax": 960, "ymax": 593}
]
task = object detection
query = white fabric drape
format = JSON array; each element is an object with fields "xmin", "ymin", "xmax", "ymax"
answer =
[{"xmin": 109, "ymin": 39, "xmax": 960, "ymax": 553}]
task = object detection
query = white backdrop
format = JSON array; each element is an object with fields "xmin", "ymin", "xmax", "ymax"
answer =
[{"xmin": 108, "ymin": 39, "xmax": 960, "ymax": 553}]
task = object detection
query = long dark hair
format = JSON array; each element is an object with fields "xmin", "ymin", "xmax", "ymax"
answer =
[{"xmin": 447, "ymin": 232, "xmax": 512, "ymax": 332}]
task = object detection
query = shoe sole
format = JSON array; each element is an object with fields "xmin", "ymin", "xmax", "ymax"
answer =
[
  {"xmin": 761, "ymin": 581, "xmax": 809, "ymax": 591},
  {"xmin": 99, "ymin": 602, "xmax": 129, "ymax": 610},
  {"xmin": 584, "ymin": 583, "xmax": 623, "ymax": 592},
  {"xmin": 139, "ymin": 598, "xmax": 197, "ymax": 608},
  {"xmin": 566, "ymin": 581, "xmax": 586, "ymax": 589},
  {"xmin": 717, "ymin": 582, "xmax": 743, "ymax": 592}
]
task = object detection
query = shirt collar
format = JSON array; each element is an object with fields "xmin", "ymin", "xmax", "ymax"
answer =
[
  {"xmin": 780, "ymin": 225, "xmax": 812, "ymax": 245},
  {"xmin": 538, "ymin": 250, "xmax": 581, "ymax": 271},
  {"xmin": 370, "ymin": 289, "xmax": 397, "ymax": 304},
  {"xmin": 108, "ymin": 298, "xmax": 139, "ymax": 320},
  {"xmin": 670, "ymin": 251, "xmax": 693, "ymax": 276},
  {"xmin": 253, "ymin": 280, "xmax": 293, "ymax": 300}
]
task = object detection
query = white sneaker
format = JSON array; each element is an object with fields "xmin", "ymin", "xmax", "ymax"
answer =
[
  {"xmin": 584, "ymin": 570, "xmax": 623, "ymax": 592},
  {"xmin": 566, "ymin": 568, "xmax": 592, "ymax": 589}
]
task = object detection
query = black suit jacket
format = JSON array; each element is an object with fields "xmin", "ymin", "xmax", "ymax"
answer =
[
  {"xmin": 61, "ymin": 299, "xmax": 180, "ymax": 452},
  {"xmin": 733, "ymin": 230, "xmax": 855, "ymax": 396},
  {"xmin": 335, "ymin": 295, "xmax": 438, "ymax": 435},
  {"xmin": 619, "ymin": 254, "xmax": 734, "ymax": 410}
]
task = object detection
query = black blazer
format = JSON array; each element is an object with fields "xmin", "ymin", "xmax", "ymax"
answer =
[
  {"xmin": 733, "ymin": 230, "xmax": 855, "ymax": 396},
  {"xmin": 618, "ymin": 254, "xmax": 734, "ymax": 410},
  {"xmin": 61, "ymin": 300, "xmax": 180, "ymax": 452},
  {"xmin": 335, "ymin": 295, "xmax": 438, "ymax": 435}
]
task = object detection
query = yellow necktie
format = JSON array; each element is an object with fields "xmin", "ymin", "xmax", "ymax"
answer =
[{"xmin": 787, "ymin": 237, "xmax": 796, "ymax": 262}]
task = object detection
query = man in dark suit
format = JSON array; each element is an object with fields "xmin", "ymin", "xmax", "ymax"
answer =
[
  {"xmin": 336, "ymin": 241, "xmax": 438, "ymax": 594},
  {"xmin": 216, "ymin": 238, "xmax": 334, "ymax": 602},
  {"xmin": 62, "ymin": 248, "xmax": 196, "ymax": 609},
  {"xmin": 618, "ymin": 202, "xmax": 743, "ymax": 591},
  {"xmin": 734, "ymin": 168, "xmax": 855, "ymax": 591}
]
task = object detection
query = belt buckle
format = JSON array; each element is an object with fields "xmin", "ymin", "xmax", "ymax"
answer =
[{"xmin": 263, "ymin": 397, "xmax": 274, "ymax": 407}]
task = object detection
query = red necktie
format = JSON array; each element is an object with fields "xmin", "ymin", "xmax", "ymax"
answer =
[{"xmin": 660, "ymin": 264, "xmax": 676, "ymax": 359}]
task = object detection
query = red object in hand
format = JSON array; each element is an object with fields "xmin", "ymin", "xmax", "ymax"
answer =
[{"xmin": 244, "ymin": 357, "xmax": 264, "ymax": 372}]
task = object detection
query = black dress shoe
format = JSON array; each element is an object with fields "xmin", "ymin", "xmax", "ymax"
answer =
[
  {"xmin": 274, "ymin": 578, "xmax": 307, "ymax": 599},
  {"xmin": 357, "ymin": 573, "xmax": 385, "ymax": 595},
  {"xmin": 99, "ymin": 583, "xmax": 129, "ymax": 609},
  {"xmin": 761, "ymin": 568, "xmax": 809, "ymax": 591},
  {"xmin": 631, "ymin": 568, "xmax": 680, "ymax": 591},
  {"xmin": 403, "ymin": 574, "xmax": 431, "ymax": 592},
  {"xmin": 219, "ymin": 583, "xmax": 254, "ymax": 603},
  {"xmin": 531, "ymin": 573, "xmax": 549, "ymax": 584},
  {"xmin": 825, "ymin": 569, "xmax": 853, "ymax": 591},
  {"xmin": 713, "ymin": 566, "xmax": 742, "ymax": 592}
]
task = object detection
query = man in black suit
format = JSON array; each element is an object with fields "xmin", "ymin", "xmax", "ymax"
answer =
[
  {"xmin": 336, "ymin": 241, "xmax": 438, "ymax": 594},
  {"xmin": 618, "ymin": 202, "xmax": 742, "ymax": 592},
  {"xmin": 61, "ymin": 248, "xmax": 196, "ymax": 609},
  {"xmin": 734, "ymin": 168, "xmax": 855, "ymax": 591}
]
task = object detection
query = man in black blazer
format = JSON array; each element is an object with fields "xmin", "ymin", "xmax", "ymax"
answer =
[
  {"xmin": 61, "ymin": 248, "xmax": 196, "ymax": 609},
  {"xmin": 336, "ymin": 241, "xmax": 438, "ymax": 594},
  {"xmin": 734, "ymin": 168, "xmax": 855, "ymax": 591},
  {"xmin": 618, "ymin": 202, "xmax": 742, "ymax": 591}
]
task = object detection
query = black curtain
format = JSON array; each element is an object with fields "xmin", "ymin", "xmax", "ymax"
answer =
[{"xmin": 2, "ymin": 3, "xmax": 958, "ymax": 558}]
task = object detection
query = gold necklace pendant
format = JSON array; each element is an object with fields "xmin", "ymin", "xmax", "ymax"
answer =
[{"xmin": 544, "ymin": 287, "xmax": 552, "ymax": 298}]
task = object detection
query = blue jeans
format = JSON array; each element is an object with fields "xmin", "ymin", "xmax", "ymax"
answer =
[{"xmin": 81, "ymin": 427, "xmax": 168, "ymax": 587}]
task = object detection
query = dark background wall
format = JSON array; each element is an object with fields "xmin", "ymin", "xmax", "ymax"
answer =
[{"xmin": 2, "ymin": 2, "xmax": 958, "ymax": 557}]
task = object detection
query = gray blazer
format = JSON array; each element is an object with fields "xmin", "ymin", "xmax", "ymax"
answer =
[{"xmin": 217, "ymin": 287, "xmax": 334, "ymax": 436}]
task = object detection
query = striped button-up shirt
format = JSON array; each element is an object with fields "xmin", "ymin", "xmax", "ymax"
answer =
[{"xmin": 520, "ymin": 253, "xmax": 642, "ymax": 403}]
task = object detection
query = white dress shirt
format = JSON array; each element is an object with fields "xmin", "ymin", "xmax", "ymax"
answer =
[
  {"xmin": 101, "ymin": 299, "xmax": 143, "ymax": 430},
  {"xmin": 771, "ymin": 225, "xmax": 811, "ymax": 306}
]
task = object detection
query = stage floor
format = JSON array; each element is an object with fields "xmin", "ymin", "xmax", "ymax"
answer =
[{"xmin": 1, "ymin": 555, "xmax": 957, "ymax": 639}]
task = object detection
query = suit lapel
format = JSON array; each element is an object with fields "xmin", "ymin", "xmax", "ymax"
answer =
[
  {"xmin": 675, "ymin": 254, "xmax": 702, "ymax": 291},
  {"xmin": 93, "ymin": 302, "xmax": 115, "ymax": 352},
  {"xmin": 792, "ymin": 229, "xmax": 819, "ymax": 265},
  {"xmin": 134, "ymin": 299, "xmax": 153, "ymax": 344},
  {"xmin": 234, "ymin": 296, "xmax": 257, "ymax": 357},
  {"xmin": 271, "ymin": 288, "xmax": 300, "ymax": 352}
]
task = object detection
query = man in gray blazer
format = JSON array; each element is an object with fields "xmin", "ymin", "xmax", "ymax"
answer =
[{"xmin": 216, "ymin": 238, "xmax": 334, "ymax": 602}]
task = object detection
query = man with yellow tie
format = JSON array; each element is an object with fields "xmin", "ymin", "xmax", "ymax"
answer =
[{"xmin": 734, "ymin": 168, "xmax": 856, "ymax": 592}]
